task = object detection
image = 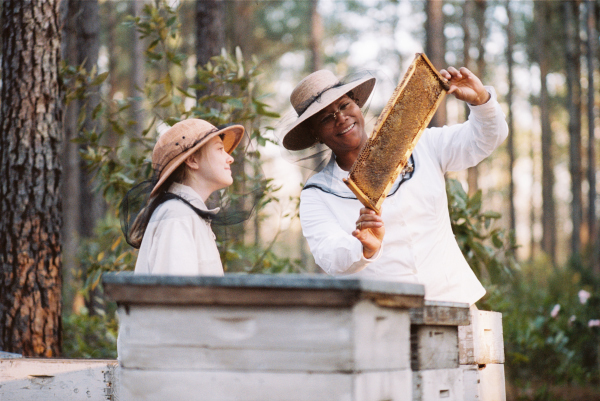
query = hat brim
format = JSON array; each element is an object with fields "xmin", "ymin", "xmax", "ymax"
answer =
[
  {"xmin": 150, "ymin": 124, "xmax": 244, "ymax": 197},
  {"xmin": 282, "ymin": 76, "xmax": 376, "ymax": 151}
]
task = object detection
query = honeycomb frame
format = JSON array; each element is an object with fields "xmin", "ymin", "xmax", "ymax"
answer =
[{"xmin": 343, "ymin": 53, "xmax": 450, "ymax": 213}]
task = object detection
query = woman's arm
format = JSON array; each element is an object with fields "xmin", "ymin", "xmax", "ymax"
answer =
[{"xmin": 300, "ymin": 189, "xmax": 383, "ymax": 276}]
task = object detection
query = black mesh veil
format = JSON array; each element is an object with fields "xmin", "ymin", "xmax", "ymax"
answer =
[{"xmin": 120, "ymin": 127, "xmax": 263, "ymax": 249}]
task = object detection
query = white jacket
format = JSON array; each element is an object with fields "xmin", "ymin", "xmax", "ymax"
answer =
[
  {"xmin": 300, "ymin": 87, "xmax": 508, "ymax": 305},
  {"xmin": 134, "ymin": 183, "xmax": 223, "ymax": 276}
]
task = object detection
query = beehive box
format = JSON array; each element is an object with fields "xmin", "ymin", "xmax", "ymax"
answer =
[
  {"xmin": 344, "ymin": 53, "xmax": 449, "ymax": 212},
  {"xmin": 104, "ymin": 273, "xmax": 425, "ymax": 401},
  {"xmin": 458, "ymin": 310, "xmax": 505, "ymax": 365}
]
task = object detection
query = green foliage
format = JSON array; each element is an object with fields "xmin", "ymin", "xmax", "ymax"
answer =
[
  {"xmin": 446, "ymin": 178, "xmax": 518, "ymax": 285},
  {"xmin": 489, "ymin": 258, "xmax": 600, "ymax": 387},
  {"xmin": 61, "ymin": 1, "xmax": 298, "ymax": 357},
  {"xmin": 62, "ymin": 307, "xmax": 118, "ymax": 359}
]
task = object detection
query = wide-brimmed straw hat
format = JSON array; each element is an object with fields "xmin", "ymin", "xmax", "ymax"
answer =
[
  {"xmin": 282, "ymin": 70, "xmax": 376, "ymax": 151},
  {"xmin": 150, "ymin": 118, "xmax": 244, "ymax": 197}
]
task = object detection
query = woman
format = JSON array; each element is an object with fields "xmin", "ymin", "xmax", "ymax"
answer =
[
  {"xmin": 122, "ymin": 118, "xmax": 244, "ymax": 276},
  {"xmin": 281, "ymin": 66, "xmax": 507, "ymax": 305}
]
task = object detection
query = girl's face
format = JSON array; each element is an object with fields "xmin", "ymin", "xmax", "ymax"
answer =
[{"xmin": 194, "ymin": 135, "xmax": 234, "ymax": 192}]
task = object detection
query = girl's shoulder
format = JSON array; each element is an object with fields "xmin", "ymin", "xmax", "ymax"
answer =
[{"xmin": 150, "ymin": 198, "xmax": 198, "ymax": 222}]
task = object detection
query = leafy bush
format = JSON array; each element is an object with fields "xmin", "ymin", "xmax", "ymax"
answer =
[{"xmin": 61, "ymin": 1, "xmax": 298, "ymax": 357}]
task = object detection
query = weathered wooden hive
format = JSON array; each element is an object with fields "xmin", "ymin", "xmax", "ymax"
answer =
[{"xmin": 344, "ymin": 53, "xmax": 450, "ymax": 212}]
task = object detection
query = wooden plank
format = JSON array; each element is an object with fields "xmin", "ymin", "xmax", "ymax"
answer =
[
  {"xmin": 410, "ymin": 325, "xmax": 458, "ymax": 370},
  {"xmin": 118, "ymin": 300, "xmax": 411, "ymax": 372},
  {"xmin": 353, "ymin": 299, "xmax": 411, "ymax": 370},
  {"xmin": 459, "ymin": 310, "xmax": 505, "ymax": 365},
  {"xmin": 0, "ymin": 359, "xmax": 116, "ymax": 401},
  {"xmin": 412, "ymin": 368, "xmax": 463, "ymax": 401},
  {"xmin": 103, "ymin": 273, "xmax": 424, "ymax": 309},
  {"xmin": 119, "ymin": 368, "xmax": 412, "ymax": 401},
  {"xmin": 461, "ymin": 364, "xmax": 506, "ymax": 401},
  {"xmin": 410, "ymin": 301, "xmax": 470, "ymax": 326}
]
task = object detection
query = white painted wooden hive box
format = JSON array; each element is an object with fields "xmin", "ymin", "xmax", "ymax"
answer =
[{"xmin": 103, "ymin": 273, "xmax": 425, "ymax": 401}]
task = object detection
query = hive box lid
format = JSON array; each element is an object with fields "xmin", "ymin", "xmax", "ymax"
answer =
[{"xmin": 103, "ymin": 273, "xmax": 424, "ymax": 309}]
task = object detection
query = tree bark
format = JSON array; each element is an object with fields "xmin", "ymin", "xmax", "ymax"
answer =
[
  {"xmin": 60, "ymin": 0, "xmax": 81, "ymax": 314},
  {"xmin": 586, "ymin": 0, "xmax": 597, "ymax": 262},
  {"xmin": 467, "ymin": 0, "xmax": 486, "ymax": 196},
  {"xmin": 76, "ymin": 0, "xmax": 101, "ymax": 239},
  {"xmin": 309, "ymin": 0, "xmax": 323, "ymax": 72},
  {"xmin": 0, "ymin": 0, "xmax": 63, "ymax": 356},
  {"xmin": 195, "ymin": 0, "xmax": 225, "ymax": 105},
  {"xmin": 131, "ymin": 0, "xmax": 145, "ymax": 140},
  {"xmin": 506, "ymin": 1, "xmax": 516, "ymax": 248},
  {"xmin": 565, "ymin": 0, "xmax": 583, "ymax": 257},
  {"xmin": 195, "ymin": 0, "xmax": 224, "ymax": 67},
  {"xmin": 536, "ymin": 1, "xmax": 557, "ymax": 264},
  {"xmin": 425, "ymin": 0, "xmax": 446, "ymax": 127}
]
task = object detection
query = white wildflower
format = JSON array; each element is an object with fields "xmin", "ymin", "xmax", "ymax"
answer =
[
  {"xmin": 578, "ymin": 290, "xmax": 591, "ymax": 305},
  {"xmin": 550, "ymin": 304, "xmax": 561, "ymax": 318}
]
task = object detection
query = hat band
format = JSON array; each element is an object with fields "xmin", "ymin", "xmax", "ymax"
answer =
[
  {"xmin": 295, "ymin": 81, "xmax": 343, "ymax": 116},
  {"xmin": 155, "ymin": 126, "xmax": 220, "ymax": 177}
]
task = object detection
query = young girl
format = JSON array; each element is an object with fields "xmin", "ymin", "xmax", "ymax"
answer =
[{"xmin": 122, "ymin": 118, "xmax": 244, "ymax": 276}]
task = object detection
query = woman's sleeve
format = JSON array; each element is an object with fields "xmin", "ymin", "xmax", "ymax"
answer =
[
  {"xmin": 150, "ymin": 217, "xmax": 199, "ymax": 275},
  {"xmin": 422, "ymin": 86, "xmax": 509, "ymax": 173},
  {"xmin": 300, "ymin": 189, "xmax": 382, "ymax": 276}
]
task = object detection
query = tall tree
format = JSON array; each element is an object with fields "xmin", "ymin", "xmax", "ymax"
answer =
[
  {"xmin": 0, "ymin": 0, "xmax": 63, "ymax": 356},
  {"xmin": 536, "ymin": 1, "xmax": 557, "ymax": 264},
  {"xmin": 131, "ymin": 0, "xmax": 146, "ymax": 139},
  {"xmin": 466, "ymin": 0, "xmax": 487, "ymax": 196},
  {"xmin": 60, "ymin": 0, "xmax": 100, "ymax": 314},
  {"xmin": 425, "ymin": 0, "xmax": 446, "ymax": 127},
  {"xmin": 195, "ymin": 0, "xmax": 224, "ymax": 66},
  {"xmin": 60, "ymin": 0, "xmax": 82, "ymax": 311},
  {"xmin": 506, "ymin": 1, "xmax": 516, "ymax": 245},
  {"xmin": 565, "ymin": 0, "xmax": 583, "ymax": 257},
  {"xmin": 309, "ymin": 0, "xmax": 323, "ymax": 72},
  {"xmin": 586, "ymin": 0, "xmax": 597, "ymax": 262}
]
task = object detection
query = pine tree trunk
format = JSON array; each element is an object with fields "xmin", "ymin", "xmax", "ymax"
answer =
[
  {"xmin": 77, "ymin": 0, "xmax": 101, "ymax": 239},
  {"xmin": 195, "ymin": 0, "xmax": 224, "ymax": 66},
  {"xmin": 59, "ymin": 0, "xmax": 81, "ymax": 315},
  {"xmin": 467, "ymin": 0, "xmax": 487, "ymax": 196},
  {"xmin": 586, "ymin": 0, "xmax": 597, "ymax": 259},
  {"xmin": 565, "ymin": 0, "xmax": 583, "ymax": 257},
  {"xmin": 131, "ymin": 0, "xmax": 146, "ymax": 140},
  {"xmin": 425, "ymin": 0, "xmax": 446, "ymax": 127},
  {"xmin": 536, "ymin": 1, "xmax": 557, "ymax": 264},
  {"xmin": 0, "ymin": 0, "xmax": 63, "ymax": 356},
  {"xmin": 309, "ymin": 0, "xmax": 323, "ymax": 72},
  {"xmin": 506, "ymin": 1, "xmax": 517, "ymax": 247}
]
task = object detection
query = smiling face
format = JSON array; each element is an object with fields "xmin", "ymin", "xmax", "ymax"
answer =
[
  {"xmin": 309, "ymin": 94, "xmax": 368, "ymax": 163},
  {"xmin": 183, "ymin": 135, "xmax": 235, "ymax": 200}
]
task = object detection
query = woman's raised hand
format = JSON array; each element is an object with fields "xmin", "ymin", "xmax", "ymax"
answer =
[
  {"xmin": 439, "ymin": 66, "xmax": 490, "ymax": 106},
  {"xmin": 352, "ymin": 207, "xmax": 385, "ymax": 259}
]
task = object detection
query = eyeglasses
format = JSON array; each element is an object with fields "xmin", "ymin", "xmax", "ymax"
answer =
[{"xmin": 317, "ymin": 99, "xmax": 356, "ymax": 129}]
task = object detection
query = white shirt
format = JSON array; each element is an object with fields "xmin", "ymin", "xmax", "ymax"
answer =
[
  {"xmin": 299, "ymin": 87, "xmax": 508, "ymax": 305},
  {"xmin": 134, "ymin": 183, "xmax": 224, "ymax": 276}
]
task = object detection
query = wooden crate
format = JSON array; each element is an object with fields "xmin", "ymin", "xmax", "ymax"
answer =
[
  {"xmin": 461, "ymin": 364, "xmax": 506, "ymax": 401},
  {"xmin": 120, "ymin": 369, "xmax": 412, "ymax": 401},
  {"xmin": 412, "ymin": 368, "xmax": 463, "ymax": 401},
  {"xmin": 458, "ymin": 310, "xmax": 504, "ymax": 365},
  {"xmin": 0, "ymin": 359, "xmax": 117, "ymax": 401},
  {"xmin": 410, "ymin": 325, "xmax": 459, "ymax": 371},
  {"xmin": 118, "ymin": 300, "xmax": 411, "ymax": 372}
]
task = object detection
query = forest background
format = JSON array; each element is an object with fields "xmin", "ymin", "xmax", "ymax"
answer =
[{"xmin": 0, "ymin": 0, "xmax": 599, "ymax": 400}]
